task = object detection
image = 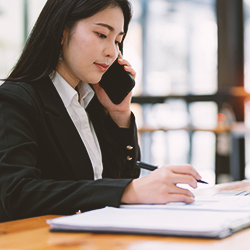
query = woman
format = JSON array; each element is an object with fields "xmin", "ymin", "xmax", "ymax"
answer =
[{"xmin": 0, "ymin": 0, "xmax": 201, "ymax": 223}]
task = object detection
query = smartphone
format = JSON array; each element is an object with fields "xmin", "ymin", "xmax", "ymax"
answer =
[{"xmin": 99, "ymin": 58, "xmax": 135, "ymax": 104}]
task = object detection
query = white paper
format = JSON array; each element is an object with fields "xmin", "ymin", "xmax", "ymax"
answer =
[
  {"xmin": 47, "ymin": 206, "xmax": 250, "ymax": 238},
  {"xmin": 121, "ymin": 195, "xmax": 250, "ymax": 212}
]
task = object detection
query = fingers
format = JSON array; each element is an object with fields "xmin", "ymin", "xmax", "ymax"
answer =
[
  {"xmin": 168, "ymin": 164, "xmax": 202, "ymax": 181},
  {"xmin": 118, "ymin": 57, "xmax": 136, "ymax": 79},
  {"xmin": 166, "ymin": 194, "xmax": 195, "ymax": 204},
  {"xmin": 155, "ymin": 185, "xmax": 196, "ymax": 204},
  {"xmin": 167, "ymin": 185, "xmax": 194, "ymax": 198},
  {"xmin": 171, "ymin": 173, "xmax": 198, "ymax": 189},
  {"xmin": 118, "ymin": 57, "xmax": 131, "ymax": 67},
  {"xmin": 157, "ymin": 174, "xmax": 196, "ymax": 202},
  {"xmin": 118, "ymin": 51, "xmax": 123, "ymax": 59},
  {"xmin": 155, "ymin": 165, "xmax": 201, "ymax": 189}
]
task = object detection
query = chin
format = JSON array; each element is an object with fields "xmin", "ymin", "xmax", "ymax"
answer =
[{"xmin": 87, "ymin": 75, "xmax": 103, "ymax": 84}]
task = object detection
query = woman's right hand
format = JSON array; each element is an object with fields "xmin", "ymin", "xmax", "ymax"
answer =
[{"xmin": 121, "ymin": 164, "xmax": 202, "ymax": 204}]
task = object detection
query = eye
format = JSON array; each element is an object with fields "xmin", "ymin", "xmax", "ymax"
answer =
[
  {"xmin": 97, "ymin": 33, "xmax": 107, "ymax": 39},
  {"xmin": 115, "ymin": 40, "xmax": 121, "ymax": 45}
]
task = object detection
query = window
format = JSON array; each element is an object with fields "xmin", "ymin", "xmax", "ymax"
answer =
[
  {"xmin": 125, "ymin": 0, "xmax": 217, "ymax": 184},
  {"xmin": 0, "ymin": 0, "xmax": 23, "ymax": 81}
]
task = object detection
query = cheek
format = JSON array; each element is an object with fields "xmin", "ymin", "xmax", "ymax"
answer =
[
  {"xmin": 73, "ymin": 36, "xmax": 98, "ymax": 61},
  {"xmin": 63, "ymin": 41, "xmax": 86, "ymax": 66},
  {"xmin": 61, "ymin": 33, "xmax": 101, "ymax": 81}
]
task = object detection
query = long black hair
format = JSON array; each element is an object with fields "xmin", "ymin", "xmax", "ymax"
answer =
[{"xmin": 6, "ymin": 0, "xmax": 132, "ymax": 83}]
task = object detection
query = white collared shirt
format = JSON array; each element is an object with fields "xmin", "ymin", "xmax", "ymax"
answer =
[{"xmin": 50, "ymin": 71, "xmax": 103, "ymax": 180}]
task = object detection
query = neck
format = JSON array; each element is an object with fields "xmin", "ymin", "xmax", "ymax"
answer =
[{"xmin": 56, "ymin": 62, "xmax": 80, "ymax": 89}]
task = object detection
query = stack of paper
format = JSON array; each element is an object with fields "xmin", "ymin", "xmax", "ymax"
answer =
[{"xmin": 47, "ymin": 195, "xmax": 250, "ymax": 238}]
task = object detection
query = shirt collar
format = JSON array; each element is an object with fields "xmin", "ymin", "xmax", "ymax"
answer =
[
  {"xmin": 77, "ymin": 81, "xmax": 95, "ymax": 109},
  {"xmin": 50, "ymin": 71, "xmax": 95, "ymax": 109}
]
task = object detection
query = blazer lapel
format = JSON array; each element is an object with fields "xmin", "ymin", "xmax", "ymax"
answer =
[{"xmin": 34, "ymin": 77, "xmax": 94, "ymax": 180}]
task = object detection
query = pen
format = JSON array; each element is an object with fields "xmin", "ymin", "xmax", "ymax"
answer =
[{"xmin": 136, "ymin": 161, "xmax": 208, "ymax": 184}]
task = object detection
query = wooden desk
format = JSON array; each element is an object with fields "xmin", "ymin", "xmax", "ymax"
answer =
[{"xmin": 1, "ymin": 181, "xmax": 250, "ymax": 250}]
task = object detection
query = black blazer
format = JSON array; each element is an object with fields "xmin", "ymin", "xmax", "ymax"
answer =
[{"xmin": 0, "ymin": 77, "xmax": 140, "ymax": 222}]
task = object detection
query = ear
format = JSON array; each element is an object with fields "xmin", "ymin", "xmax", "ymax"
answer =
[
  {"xmin": 61, "ymin": 26, "xmax": 69, "ymax": 45},
  {"xmin": 61, "ymin": 30, "xmax": 66, "ymax": 45}
]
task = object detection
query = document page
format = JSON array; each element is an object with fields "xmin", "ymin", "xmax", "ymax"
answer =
[
  {"xmin": 47, "ymin": 206, "xmax": 250, "ymax": 238},
  {"xmin": 121, "ymin": 195, "xmax": 250, "ymax": 212}
]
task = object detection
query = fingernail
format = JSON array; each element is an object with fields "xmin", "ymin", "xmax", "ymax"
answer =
[{"xmin": 189, "ymin": 197, "xmax": 195, "ymax": 203}]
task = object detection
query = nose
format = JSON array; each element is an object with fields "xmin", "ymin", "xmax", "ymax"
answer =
[{"xmin": 104, "ymin": 41, "xmax": 118, "ymax": 59}]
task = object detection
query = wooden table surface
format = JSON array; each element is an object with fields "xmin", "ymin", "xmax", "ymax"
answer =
[{"xmin": 1, "ymin": 180, "xmax": 250, "ymax": 250}]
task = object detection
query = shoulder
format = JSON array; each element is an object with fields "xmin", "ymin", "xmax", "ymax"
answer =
[
  {"xmin": 0, "ymin": 77, "xmax": 69, "ymax": 116},
  {"xmin": 0, "ymin": 81, "xmax": 36, "ymax": 102},
  {"xmin": 0, "ymin": 81, "xmax": 42, "ymax": 116}
]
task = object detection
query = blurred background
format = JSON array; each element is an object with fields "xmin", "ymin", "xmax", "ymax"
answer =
[{"xmin": 1, "ymin": 0, "xmax": 250, "ymax": 187}]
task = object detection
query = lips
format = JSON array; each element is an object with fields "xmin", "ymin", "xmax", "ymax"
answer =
[{"xmin": 94, "ymin": 63, "xmax": 109, "ymax": 72}]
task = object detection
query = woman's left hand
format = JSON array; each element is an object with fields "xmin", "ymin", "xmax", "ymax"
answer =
[{"xmin": 92, "ymin": 52, "xmax": 136, "ymax": 128}]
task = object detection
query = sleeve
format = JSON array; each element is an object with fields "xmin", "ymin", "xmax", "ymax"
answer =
[
  {"xmin": 104, "ymin": 112, "xmax": 141, "ymax": 178},
  {"xmin": 0, "ymin": 84, "xmax": 136, "ymax": 222}
]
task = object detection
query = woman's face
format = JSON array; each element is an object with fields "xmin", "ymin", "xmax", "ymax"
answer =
[{"xmin": 57, "ymin": 6, "xmax": 125, "ymax": 88}]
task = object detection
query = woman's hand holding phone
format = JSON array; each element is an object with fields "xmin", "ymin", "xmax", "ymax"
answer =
[
  {"xmin": 117, "ymin": 53, "xmax": 136, "ymax": 80},
  {"xmin": 92, "ymin": 53, "xmax": 136, "ymax": 128}
]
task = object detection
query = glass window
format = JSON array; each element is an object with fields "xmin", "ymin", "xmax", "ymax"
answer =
[
  {"xmin": 244, "ymin": 0, "xmax": 250, "ymax": 93},
  {"xmin": 0, "ymin": 0, "xmax": 23, "ymax": 82},
  {"xmin": 0, "ymin": 0, "xmax": 47, "ymax": 83},
  {"xmin": 191, "ymin": 131, "xmax": 216, "ymax": 184},
  {"xmin": 127, "ymin": 0, "xmax": 217, "ymax": 184},
  {"xmin": 189, "ymin": 102, "xmax": 218, "ymax": 129},
  {"xmin": 27, "ymin": 0, "xmax": 46, "ymax": 32},
  {"xmin": 143, "ymin": 0, "xmax": 217, "ymax": 95},
  {"xmin": 244, "ymin": 0, "xmax": 250, "ymax": 178}
]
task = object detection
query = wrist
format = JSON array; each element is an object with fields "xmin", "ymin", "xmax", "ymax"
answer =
[
  {"xmin": 121, "ymin": 179, "xmax": 138, "ymax": 204},
  {"xmin": 109, "ymin": 111, "xmax": 131, "ymax": 128}
]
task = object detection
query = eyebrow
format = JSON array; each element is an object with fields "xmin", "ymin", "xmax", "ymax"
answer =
[{"xmin": 95, "ymin": 23, "xmax": 124, "ymax": 36}]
